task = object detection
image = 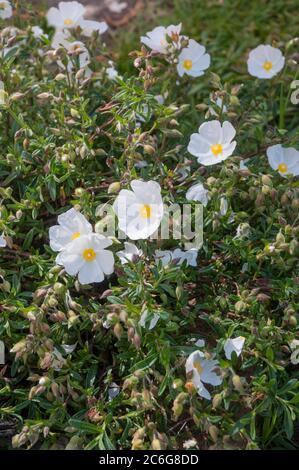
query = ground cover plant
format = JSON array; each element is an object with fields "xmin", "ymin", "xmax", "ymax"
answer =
[{"xmin": 0, "ymin": 0, "xmax": 299, "ymax": 450}]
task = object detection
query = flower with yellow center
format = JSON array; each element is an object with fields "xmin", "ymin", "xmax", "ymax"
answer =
[
  {"xmin": 47, "ymin": 1, "xmax": 85, "ymax": 30},
  {"xmin": 141, "ymin": 24, "xmax": 182, "ymax": 54},
  {"xmin": 83, "ymin": 247, "xmax": 96, "ymax": 262},
  {"xmin": 247, "ymin": 45, "xmax": 285, "ymax": 79},
  {"xmin": 177, "ymin": 39, "xmax": 210, "ymax": 77},
  {"xmin": 49, "ymin": 207, "xmax": 92, "ymax": 252},
  {"xmin": 193, "ymin": 358, "xmax": 203, "ymax": 374},
  {"xmin": 63, "ymin": 18, "xmax": 74, "ymax": 26},
  {"xmin": 183, "ymin": 59, "xmax": 193, "ymax": 71},
  {"xmin": 263, "ymin": 60, "xmax": 273, "ymax": 71},
  {"xmin": 51, "ymin": 32, "xmax": 91, "ymax": 72},
  {"xmin": 113, "ymin": 180, "xmax": 164, "ymax": 240},
  {"xmin": 56, "ymin": 233, "xmax": 114, "ymax": 285},
  {"xmin": 210, "ymin": 143, "xmax": 223, "ymax": 156},
  {"xmin": 0, "ymin": 0, "xmax": 12, "ymax": 19},
  {"xmin": 188, "ymin": 120, "xmax": 236, "ymax": 166},
  {"xmin": 139, "ymin": 204, "xmax": 152, "ymax": 219},
  {"xmin": 267, "ymin": 144, "xmax": 299, "ymax": 177},
  {"xmin": 277, "ymin": 163, "xmax": 288, "ymax": 173},
  {"xmin": 186, "ymin": 350, "xmax": 222, "ymax": 400}
]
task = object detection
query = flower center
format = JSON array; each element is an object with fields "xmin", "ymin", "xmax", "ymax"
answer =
[
  {"xmin": 211, "ymin": 143, "xmax": 223, "ymax": 156},
  {"xmin": 183, "ymin": 59, "xmax": 193, "ymax": 71},
  {"xmin": 0, "ymin": 2, "xmax": 6, "ymax": 9},
  {"xmin": 64, "ymin": 18, "xmax": 74, "ymax": 26},
  {"xmin": 277, "ymin": 163, "xmax": 288, "ymax": 173},
  {"xmin": 139, "ymin": 204, "xmax": 152, "ymax": 219},
  {"xmin": 71, "ymin": 231, "xmax": 81, "ymax": 240},
  {"xmin": 263, "ymin": 61, "xmax": 273, "ymax": 71},
  {"xmin": 83, "ymin": 248, "xmax": 96, "ymax": 262},
  {"xmin": 193, "ymin": 359, "xmax": 203, "ymax": 375}
]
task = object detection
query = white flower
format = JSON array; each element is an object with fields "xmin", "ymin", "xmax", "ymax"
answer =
[
  {"xmin": 188, "ymin": 120, "xmax": 237, "ymax": 166},
  {"xmin": 154, "ymin": 248, "xmax": 198, "ymax": 267},
  {"xmin": 0, "ymin": 1, "xmax": 12, "ymax": 19},
  {"xmin": 177, "ymin": 39, "xmax": 210, "ymax": 77},
  {"xmin": 52, "ymin": 31, "xmax": 90, "ymax": 72},
  {"xmin": 56, "ymin": 233, "xmax": 114, "ymax": 284},
  {"xmin": 186, "ymin": 183, "xmax": 209, "ymax": 206},
  {"xmin": 31, "ymin": 26, "xmax": 48, "ymax": 39},
  {"xmin": 224, "ymin": 336, "xmax": 245, "ymax": 360},
  {"xmin": 186, "ymin": 350, "xmax": 222, "ymax": 400},
  {"xmin": 49, "ymin": 207, "xmax": 92, "ymax": 252},
  {"xmin": 79, "ymin": 19, "xmax": 108, "ymax": 37},
  {"xmin": 210, "ymin": 97, "xmax": 227, "ymax": 116},
  {"xmin": 247, "ymin": 45, "xmax": 285, "ymax": 79},
  {"xmin": 47, "ymin": 1, "xmax": 85, "ymax": 29},
  {"xmin": 194, "ymin": 338, "xmax": 205, "ymax": 347},
  {"xmin": 116, "ymin": 242, "xmax": 143, "ymax": 264},
  {"xmin": 0, "ymin": 233, "xmax": 7, "ymax": 247},
  {"xmin": 154, "ymin": 249, "xmax": 172, "ymax": 267},
  {"xmin": 47, "ymin": 1, "xmax": 108, "ymax": 37},
  {"xmin": 106, "ymin": 61, "xmax": 120, "ymax": 80},
  {"xmin": 113, "ymin": 180, "xmax": 164, "ymax": 240},
  {"xmin": 172, "ymin": 248, "xmax": 198, "ymax": 267},
  {"xmin": 139, "ymin": 310, "xmax": 160, "ymax": 330},
  {"xmin": 141, "ymin": 23, "xmax": 182, "ymax": 54},
  {"xmin": 267, "ymin": 144, "xmax": 299, "ymax": 177},
  {"xmin": 289, "ymin": 339, "xmax": 299, "ymax": 365}
]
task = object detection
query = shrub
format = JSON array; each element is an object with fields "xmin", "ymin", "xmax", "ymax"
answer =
[{"xmin": 0, "ymin": 0, "xmax": 298, "ymax": 450}]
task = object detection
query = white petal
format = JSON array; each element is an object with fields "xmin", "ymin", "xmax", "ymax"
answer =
[
  {"xmin": 56, "ymin": 250, "xmax": 84, "ymax": 275},
  {"xmin": 224, "ymin": 337, "xmax": 245, "ymax": 360},
  {"xmin": 267, "ymin": 144, "xmax": 283, "ymax": 170},
  {"xmin": 198, "ymin": 120, "xmax": 222, "ymax": 144},
  {"xmin": 78, "ymin": 261, "xmax": 104, "ymax": 284},
  {"xmin": 95, "ymin": 250, "xmax": 114, "ymax": 275},
  {"xmin": 222, "ymin": 121, "xmax": 236, "ymax": 143},
  {"xmin": 0, "ymin": 234, "xmax": 7, "ymax": 247},
  {"xmin": 78, "ymin": 19, "xmax": 108, "ymax": 37}
]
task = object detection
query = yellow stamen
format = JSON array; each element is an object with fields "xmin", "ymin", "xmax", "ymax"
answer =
[
  {"xmin": 0, "ymin": 2, "xmax": 7, "ymax": 8},
  {"xmin": 64, "ymin": 18, "xmax": 74, "ymax": 26},
  {"xmin": 277, "ymin": 163, "xmax": 288, "ymax": 173},
  {"xmin": 83, "ymin": 248, "xmax": 96, "ymax": 262},
  {"xmin": 139, "ymin": 204, "xmax": 152, "ymax": 219},
  {"xmin": 183, "ymin": 59, "xmax": 193, "ymax": 71},
  {"xmin": 193, "ymin": 359, "xmax": 203, "ymax": 375},
  {"xmin": 211, "ymin": 143, "xmax": 223, "ymax": 156},
  {"xmin": 263, "ymin": 61, "xmax": 273, "ymax": 71},
  {"xmin": 71, "ymin": 232, "xmax": 81, "ymax": 240}
]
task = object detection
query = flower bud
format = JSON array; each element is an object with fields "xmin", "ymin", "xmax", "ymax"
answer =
[{"xmin": 108, "ymin": 182, "xmax": 121, "ymax": 194}]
